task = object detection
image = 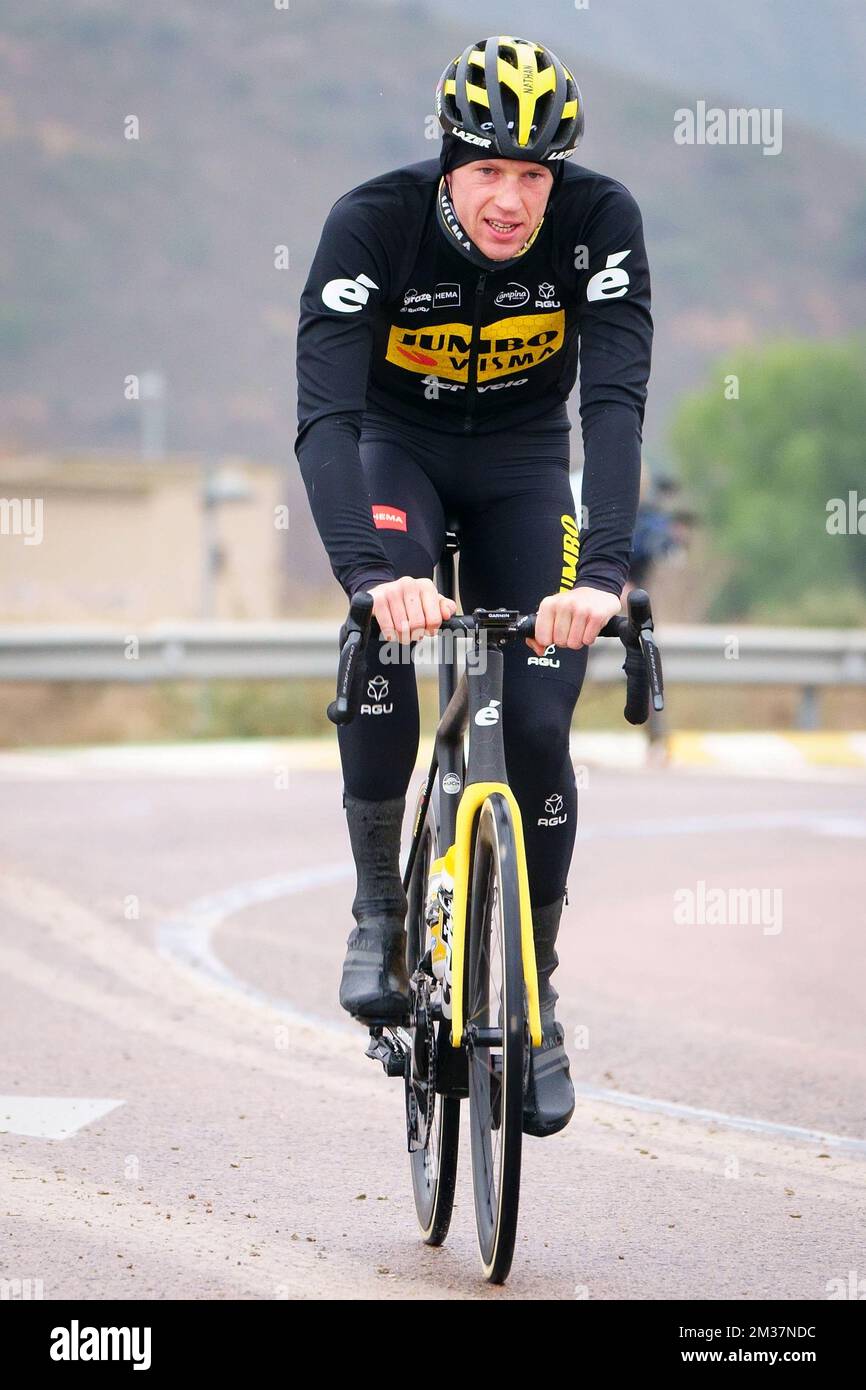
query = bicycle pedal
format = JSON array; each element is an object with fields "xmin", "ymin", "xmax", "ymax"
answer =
[{"xmin": 365, "ymin": 1028, "xmax": 409, "ymax": 1078}]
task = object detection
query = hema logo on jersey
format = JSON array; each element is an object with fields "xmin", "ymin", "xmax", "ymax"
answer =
[
  {"xmin": 434, "ymin": 282, "xmax": 460, "ymax": 308},
  {"xmin": 401, "ymin": 284, "xmax": 462, "ymax": 313},
  {"xmin": 371, "ymin": 504, "xmax": 407, "ymax": 532}
]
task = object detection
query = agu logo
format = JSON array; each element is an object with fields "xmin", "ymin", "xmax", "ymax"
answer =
[
  {"xmin": 538, "ymin": 792, "xmax": 568, "ymax": 827},
  {"xmin": 527, "ymin": 643, "xmax": 560, "ymax": 669},
  {"xmin": 361, "ymin": 675, "xmax": 393, "ymax": 716}
]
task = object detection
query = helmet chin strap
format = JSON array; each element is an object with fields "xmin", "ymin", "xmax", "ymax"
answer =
[{"xmin": 436, "ymin": 174, "xmax": 544, "ymax": 272}]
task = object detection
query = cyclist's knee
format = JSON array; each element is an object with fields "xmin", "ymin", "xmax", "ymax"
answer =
[{"xmin": 504, "ymin": 704, "xmax": 572, "ymax": 780}]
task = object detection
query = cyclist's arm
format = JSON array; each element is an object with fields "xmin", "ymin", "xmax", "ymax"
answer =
[
  {"xmin": 575, "ymin": 184, "xmax": 653, "ymax": 597},
  {"xmin": 294, "ymin": 191, "xmax": 398, "ymax": 599}
]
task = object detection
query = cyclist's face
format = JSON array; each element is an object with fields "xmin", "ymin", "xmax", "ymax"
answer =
[{"xmin": 447, "ymin": 159, "xmax": 554, "ymax": 260}]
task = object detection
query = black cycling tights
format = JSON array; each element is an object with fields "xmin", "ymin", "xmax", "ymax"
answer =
[{"xmin": 337, "ymin": 407, "xmax": 589, "ymax": 907}]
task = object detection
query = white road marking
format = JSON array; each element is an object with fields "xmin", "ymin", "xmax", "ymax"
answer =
[
  {"xmin": 580, "ymin": 810, "xmax": 866, "ymax": 841},
  {"xmin": 157, "ymin": 863, "xmax": 356, "ymax": 1033},
  {"xmin": 158, "ymin": 837, "xmax": 866, "ymax": 1157},
  {"xmin": 571, "ymin": 1086, "xmax": 866, "ymax": 1155},
  {"xmin": 810, "ymin": 817, "xmax": 866, "ymax": 837},
  {"xmin": 0, "ymin": 1096, "xmax": 124, "ymax": 1140}
]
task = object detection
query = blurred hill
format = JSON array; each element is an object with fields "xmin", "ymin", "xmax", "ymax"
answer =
[
  {"xmin": 2, "ymin": 0, "xmax": 865, "ymax": 592},
  {"xmin": 433, "ymin": 0, "xmax": 866, "ymax": 148}
]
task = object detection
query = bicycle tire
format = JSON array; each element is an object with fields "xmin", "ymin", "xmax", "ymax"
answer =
[
  {"xmin": 406, "ymin": 783, "xmax": 460, "ymax": 1245},
  {"xmin": 465, "ymin": 792, "xmax": 526, "ymax": 1283}
]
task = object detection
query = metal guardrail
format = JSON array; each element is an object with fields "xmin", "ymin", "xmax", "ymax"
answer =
[{"xmin": 0, "ymin": 624, "xmax": 864, "ymax": 691}]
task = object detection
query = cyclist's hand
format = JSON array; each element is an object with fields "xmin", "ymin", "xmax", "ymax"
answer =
[
  {"xmin": 526, "ymin": 586, "xmax": 621, "ymax": 656},
  {"xmin": 366, "ymin": 576, "xmax": 458, "ymax": 643}
]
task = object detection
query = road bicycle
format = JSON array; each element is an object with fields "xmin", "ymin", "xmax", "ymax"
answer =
[{"xmin": 328, "ymin": 524, "xmax": 664, "ymax": 1283}]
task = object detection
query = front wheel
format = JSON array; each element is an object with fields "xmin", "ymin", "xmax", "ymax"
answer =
[{"xmin": 465, "ymin": 793, "xmax": 527, "ymax": 1283}]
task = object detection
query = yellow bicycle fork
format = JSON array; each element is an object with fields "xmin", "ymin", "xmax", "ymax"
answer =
[{"xmin": 430, "ymin": 782, "xmax": 542, "ymax": 1049}]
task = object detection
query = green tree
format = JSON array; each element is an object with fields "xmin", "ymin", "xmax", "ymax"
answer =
[{"xmin": 670, "ymin": 337, "xmax": 866, "ymax": 622}]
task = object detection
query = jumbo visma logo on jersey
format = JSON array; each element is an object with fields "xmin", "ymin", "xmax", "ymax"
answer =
[{"xmin": 386, "ymin": 310, "xmax": 565, "ymax": 383}]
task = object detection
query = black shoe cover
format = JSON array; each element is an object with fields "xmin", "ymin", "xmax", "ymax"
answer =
[
  {"xmin": 522, "ymin": 1019, "xmax": 575, "ymax": 1137},
  {"xmin": 339, "ymin": 919, "xmax": 410, "ymax": 1022}
]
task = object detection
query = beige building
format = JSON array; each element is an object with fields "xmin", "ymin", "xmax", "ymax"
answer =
[{"xmin": 0, "ymin": 452, "xmax": 291, "ymax": 623}]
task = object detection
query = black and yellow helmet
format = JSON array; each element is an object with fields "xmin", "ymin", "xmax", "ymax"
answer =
[{"xmin": 435, "ymin": 35, "xmax": 584, "ymax": 163}]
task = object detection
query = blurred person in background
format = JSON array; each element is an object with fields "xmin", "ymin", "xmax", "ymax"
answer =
[{"xmin": 625, "ymin": 472, "xmax": 696, "ymax": 596}]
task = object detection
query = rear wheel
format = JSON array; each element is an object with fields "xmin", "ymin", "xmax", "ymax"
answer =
[
  {"xmin": 465, "ymin": 793, "xmax": 526, "ymax": 1283},
  {"xmin": 405, "ymin": 783, "xmax": 460, "ymax": 1245}
]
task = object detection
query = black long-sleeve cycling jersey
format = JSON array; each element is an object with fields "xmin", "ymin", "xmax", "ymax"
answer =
[{"xmin": 294, "ymin": 157, "xmax": 652, "ymax": 599}]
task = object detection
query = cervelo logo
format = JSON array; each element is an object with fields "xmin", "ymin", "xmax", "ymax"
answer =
[
  {"xmin": 420, "ymin": 375, "xmax": 529, "ymax": 396},
  {"xmin": 371, "ymin": 504, "xmax": 407, "ymax": 532},
  {"xmin": 494, "ymin": 282, "xmax": 530, "ymax": 309},
  {"xmin": 538, "ymin": 792, "xmax": 567, "ymax": 827},
  {"xmin": 321, "ymin": 271, "xmax": 378, "ymax": 314},
  {"xmin": 474, "ymin": 699, "xmax": 501, "ymax": 727},
  {"xmin": 361, "ymin": 674, "xmax": 393, "ymax": 716},
  {"xmin": 527, "ymin": 643, "xmax": 560, "ymax": 668},
  {"xmin": 587, "ymin": 251, "xmax": 631, "ymax": 302}
]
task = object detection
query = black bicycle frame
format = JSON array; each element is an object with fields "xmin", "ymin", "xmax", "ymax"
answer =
[{"xmin": 402, "ymin": 531, "xmax": 515, "ymax": 893}]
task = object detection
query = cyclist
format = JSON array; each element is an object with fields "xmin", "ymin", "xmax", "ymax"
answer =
[{"xmin": 295, "ymin": 35, "xmax": 653, "ymax": 1137}]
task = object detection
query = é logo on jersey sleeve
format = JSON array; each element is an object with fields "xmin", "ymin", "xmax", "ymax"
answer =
[
  {"xmin": 586, "ymin": 251, "xmax": 631, "ymax": 302},
  {"xmin": 321, "ymin": 272, "xmax": 379, "ymax": 313}
]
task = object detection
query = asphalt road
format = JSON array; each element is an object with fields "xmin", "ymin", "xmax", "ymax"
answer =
[{"xmin": 1, "ymin": 750, "xmax": 865, "ymax": 1299}]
